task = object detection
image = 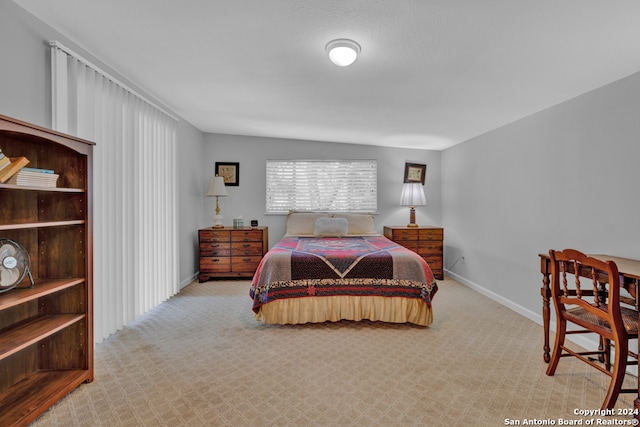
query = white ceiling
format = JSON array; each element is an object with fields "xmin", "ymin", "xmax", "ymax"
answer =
[{"xmin": 14, "ymin": 0, "xmax": 640, "ymax": 150}]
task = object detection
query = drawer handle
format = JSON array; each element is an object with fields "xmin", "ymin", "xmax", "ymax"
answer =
[
  {"xmin": 213, "ymin": 259, "xmax": 220, "ymax": 263},
  {"xmin": 242, "ymin": 258, "xmax": 251, "ymax": 262},
  {"xmin": 243, "ymin": 244, "xmax": 251, "ymax": 247}
]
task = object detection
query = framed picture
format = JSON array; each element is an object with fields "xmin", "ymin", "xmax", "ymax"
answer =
[
  {"xmin": 215, "ymin": 162, "xmax": 239, "ymax": 186},
  {"xmin": 403, "ymin": 163, "xmax": 426, "ymax": 184}
]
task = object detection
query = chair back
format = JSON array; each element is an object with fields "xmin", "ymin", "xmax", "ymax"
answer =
[{"xmin": 549, "ymin": 249, "xmax": 625, "ymax": 336}]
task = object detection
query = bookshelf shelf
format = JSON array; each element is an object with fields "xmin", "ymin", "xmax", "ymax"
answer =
[
  {"xmin": 0, "ymin": 313, "xmax": 86, "ymax": 360},
  {"xmin": 0, "ymin": 183, "xmax": 85, "ymax": 192},
  {"xmin": 0, "ymin": 220, "xmax": 86, "ymax": 231},
  {"xmin": 0, "ymin": 370, "xmax": 89, "ymax": 427},
  {"xmin": 0, "ymin": 278, "xmax": 85, "ymax": 310}
]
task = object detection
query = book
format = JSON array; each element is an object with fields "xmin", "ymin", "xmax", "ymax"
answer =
[
  {"xmin": 0, "ymin": 157, "xmax": 30, "ymax": 183},
  {"xmin": 7, "ymin": 169, "xmax": 59, "ymax": 188},
  {"xmin": 0, "ymin": 155, "xmax": 10, "ymax": 171},
  {"xmin": 21, "ymin": 167, "xmax": 55, "ymax": 174}
]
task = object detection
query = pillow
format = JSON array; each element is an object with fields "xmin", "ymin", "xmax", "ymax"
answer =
[
  {"xmin": 313, "ymin": 217, "xmax": 348, "ymax": 236},
  {"xmin": 285, "ymin": 211, "xmax": 331, "ymax": 235},
  {"xmin": 331, "ymin": 213, "xmax": 376, "ymax": 235}
]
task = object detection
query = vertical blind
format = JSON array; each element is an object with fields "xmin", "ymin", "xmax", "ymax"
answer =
[
  {"xmin": 50, "ymin": 41, "xmax": 178, "ymax": 343},
  {"xmin": 266, "ymin": 160, "xmax": 377, "ymax": 213}
]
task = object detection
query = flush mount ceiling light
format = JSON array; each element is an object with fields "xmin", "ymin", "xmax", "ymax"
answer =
[{"xmin": 325, "ymin": 39, "xmax": 361, "ymax": 67}]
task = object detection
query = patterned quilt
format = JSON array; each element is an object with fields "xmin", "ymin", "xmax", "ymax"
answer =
[{"xmin": 250, "ymin": 235, "xmax": 438, "ymax": 313}]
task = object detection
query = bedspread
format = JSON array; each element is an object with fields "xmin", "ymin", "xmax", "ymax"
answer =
[{"xmin": 250, "ymin": 235, "xmax": 438, "ymax": 314}]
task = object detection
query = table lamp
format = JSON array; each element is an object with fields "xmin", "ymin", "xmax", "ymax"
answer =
[
  {"xmin": 400, "ymin": 183, "xmax": 426, "ymax": 227},
  {"xmin": 206, "ymin": 176, "xmax": 228, "ymax": 228}
]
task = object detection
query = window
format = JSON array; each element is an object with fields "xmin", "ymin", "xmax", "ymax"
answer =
[{"xmin": 266, "ymin": 160, "xmax": 377, "ymax": 213}]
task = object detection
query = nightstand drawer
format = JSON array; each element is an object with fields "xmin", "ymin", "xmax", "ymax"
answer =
[
  {"xmin": 396, "ymin": 241, "xmax": 418, "ymax": 252},
  {"xmin": 199, "ymin": 242, "xmax": 231, "ymax": 256},
  {"xmin": 419, "ymin": 229, "xmax": 443, "ymax": 240},
  {"xmin": 418, "ymin": 241, "xmax": 443, "ymax": 255},
  {"xmin": 231, "ymin": 229, "xmax": 263, "ymax": 241},
  {"xmin": 391, "ymin": 230, "xmax": 419, "ymax": 240},
  {"xmin": 199, "ymin": 229, "xmax": 231, "ymax": 243},
  {"xmin": 232, "ymin": 256, "xmax": 262, "ymax": 273},
  {"xmin": 200, "ymin": 257, "xmax": 231, "ymax": 272},
  {"xmin": 232, "ymin": 241, "xmax": 263, "ymax": 256},
  {"xmin": 423, "ymin": 256, "xmax": 443, "ymax": 270}
]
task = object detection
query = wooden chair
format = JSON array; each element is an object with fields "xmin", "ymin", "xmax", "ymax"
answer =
[{"xmin": 546, "ymin": 249, "xmax": 638, "ymax": 409}]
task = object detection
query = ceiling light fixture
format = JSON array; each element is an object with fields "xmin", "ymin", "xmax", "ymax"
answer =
[{"xmin": 325, "ymin": 39, "xmax": 361, "ymax": 67}]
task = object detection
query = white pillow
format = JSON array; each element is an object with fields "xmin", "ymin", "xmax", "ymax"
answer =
[
  {"xmin": 286, "ymin": 212, "xmax": 331, "ymax": 235},
  {"xmin": 331, "ymin": 213, "xmax": 376, "ymax": 235},
  {"xmin": 313, "ymin": 217, "xmax": 348, "ymax": 236}
]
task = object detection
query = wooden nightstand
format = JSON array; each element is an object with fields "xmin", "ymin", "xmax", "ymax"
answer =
[
  {"xmin": 383, "ymin": 226, "xmax": 444, "ymax": 280},
  {"xmin": 199, "ymin": 226, "xmax": 268, "ymax": 281}
]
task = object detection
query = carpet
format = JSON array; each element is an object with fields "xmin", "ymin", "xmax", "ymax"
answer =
[{"xmin": 31, "ymin": 277, "xmax": 637, "ymax": 426}]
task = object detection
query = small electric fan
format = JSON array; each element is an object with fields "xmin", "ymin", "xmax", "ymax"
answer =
[{"xmin": 0, "ymin": 238, "xmax": 34, "ymax": 293}]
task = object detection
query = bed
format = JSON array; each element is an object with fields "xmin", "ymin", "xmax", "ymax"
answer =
[{"xmin": 249, "ymin": 212, "xmax": 438, "ymax": 326}]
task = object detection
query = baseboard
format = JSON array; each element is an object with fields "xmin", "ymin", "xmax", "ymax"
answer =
[{"xmin": 180, "ymin": 273, "xmax": 198, "ymax": 289}]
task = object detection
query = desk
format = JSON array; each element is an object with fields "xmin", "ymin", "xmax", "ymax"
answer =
[{"xmin": 539, "ymin": 253, "xmax": 640, "ymax": 414}]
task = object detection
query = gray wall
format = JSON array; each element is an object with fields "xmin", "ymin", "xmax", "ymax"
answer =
[
  {"xmin": 0, "ymin": 1, "xmax": 52, "ymax": 126},
  {"xmin": 177, "ymin": 120, "xmax": 206, "ymax": 286},
  {"xmin": 441, "ymin": 70, "xmax": 640, "ymax": 323},
  {"xmin": 0, "ymin": 1, "xmax": 205, "ymax": 287},
  {"xmin": 203, "ymin": 134, "xmax": 442, "ymax": 246}
]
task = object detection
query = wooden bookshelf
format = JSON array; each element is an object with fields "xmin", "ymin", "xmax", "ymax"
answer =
[{"xmin": 0, "ymin": 114, "xmax": 94, "ymax": 427}]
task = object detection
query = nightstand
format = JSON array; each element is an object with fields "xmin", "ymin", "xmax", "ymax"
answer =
[
  {"xmin": 383, "ymin": 226, "xmax": 444, "ymax": 280},
  {"xmin": 198, "ymin": 226, "xmax": 268, "ymax": 281}
]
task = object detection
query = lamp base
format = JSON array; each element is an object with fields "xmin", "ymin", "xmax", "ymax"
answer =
[
  {"xmin": 406, "ymin": 206, "xmax": 418, "ymax": 227},
  {"xmin": 213, "ymin": 214, "xmax": 224, "ymax": 228}
]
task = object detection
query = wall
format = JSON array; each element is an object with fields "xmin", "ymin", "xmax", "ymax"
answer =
[
  {"xmin": 0, "ymin": 1, "xmax": 205, "ymax": 287},
  {"xmin": 0, "ymin": 1, "xmax": 52, "ymax": 125},
  {"xmin": 441, "ymin": 70, "xmax": 640, "ymax": 324},
  {"xmin": 176, "ymin": 120, "xmax": 206, "ymax": 286},
  {"xmin": 203, "ymin": 134, "xmax": 442, "ymax": 245}
]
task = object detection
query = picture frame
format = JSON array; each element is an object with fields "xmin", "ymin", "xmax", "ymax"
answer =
[
  {"xmin": 403, "ymin": 163, "xmax": 426, "ymax": 185},
  {"xmin": 215, "ymin": 162, "xmax": 240, "ymax": 186}
]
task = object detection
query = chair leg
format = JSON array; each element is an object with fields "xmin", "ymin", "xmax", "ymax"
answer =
[
  {"xmin": 602, "ymin": 338, "xmax": 628, "ymax": 410},
  {"xmin": 604, "ymin": 338, "xmax": 611, "ymax": 371},
  {"xmin": 546, "ymin": 317, "xmax": 566, "ymax": 376}
]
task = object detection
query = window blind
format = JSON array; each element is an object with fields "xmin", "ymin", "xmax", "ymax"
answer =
[
  {"xmin": 266, "ymin": 160, "xmax": 377, "ymax": 213},
  {"xmin": 50, "ymin": 40, "xmax": 178, "ymax": 343}
]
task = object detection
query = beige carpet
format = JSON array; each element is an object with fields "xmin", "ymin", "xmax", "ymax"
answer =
[{"xmin": 32, "ymin": 277, "xmax": 637, "ymax": 426}]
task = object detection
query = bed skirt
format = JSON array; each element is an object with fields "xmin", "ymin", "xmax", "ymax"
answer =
[{"xmin": 254, "ymin": 295, "xmax": 433, "ymax": 326}]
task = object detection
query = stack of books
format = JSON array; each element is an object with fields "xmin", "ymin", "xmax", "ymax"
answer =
[{"xmin": 7, "ymin": 167, "xmax": 59, "ymax": 188}]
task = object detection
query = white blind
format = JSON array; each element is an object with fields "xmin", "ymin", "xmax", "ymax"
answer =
[
  {"xmin": 50, "ymin": 40, "xmax": 178, "ymax": 343},
  {"xmin": 266, "ymin": 160, "xmax": 377, "ymax": 213}
]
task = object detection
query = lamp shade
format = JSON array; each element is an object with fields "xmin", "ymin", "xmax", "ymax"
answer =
[
  {"xmin": 400, "ymin": 183, "xmax": 426, "ymax": 206},
  {"xmin": 206, "ymin": 176, "xmax": 228, "ymax": 197}
]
